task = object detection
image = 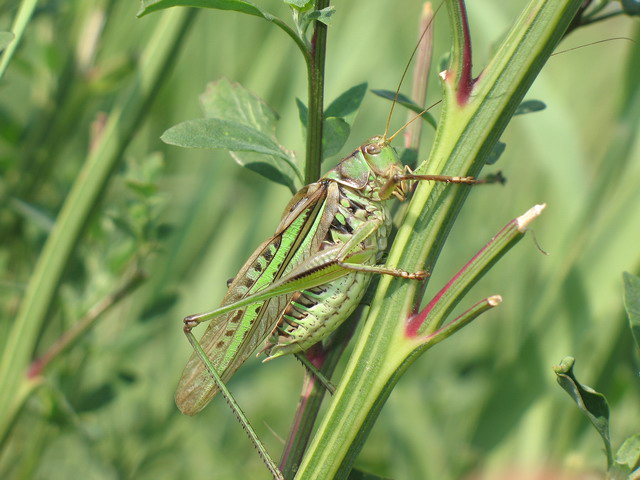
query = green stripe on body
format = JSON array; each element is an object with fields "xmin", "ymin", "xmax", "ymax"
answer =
[{"xmin": 220, "ymin": 195, "xmax": 328, "ymax": 368}]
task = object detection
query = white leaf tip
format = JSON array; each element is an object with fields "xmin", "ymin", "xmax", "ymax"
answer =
[
  {"xmin": 517, "ymin": 203, "xmax": 546, "ymax": 231},
  {"xmin": 487, "ymin": 295, "xmax": 502, "ymax": 306}
]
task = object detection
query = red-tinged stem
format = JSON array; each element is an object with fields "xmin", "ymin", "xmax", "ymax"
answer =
[
  {"xmin": 406, "ymin": 204, "xmax": 545, "ymax": 337},
  {"xmin": 455, "ymin": 0, "xmax": 475, "ymax": 104},
  {"xmin": 405, "ymin": 248, "xmax": 482, "ymax": 337},
  {"xmin": 279, "ymin": 308, "xmax": 359, "ymax": 478},
  {"xmin": 417, "ymin": 295, "xmax": 502, "ymax": 345},
  {"xmin": 279, "ymin": 359, "xmax": 319, "ymax": 467},
  {"xmin": 444, "ymin": 0, "xmax": 476, "ymax": 105}
]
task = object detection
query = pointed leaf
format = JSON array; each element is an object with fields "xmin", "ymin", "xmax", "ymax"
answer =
[
  {"xmin": 514, "ymin": 99, "xmax": 546, "ymax": 115},
  {"xmin": 162, "ymin": 119, "xmax": 298, "ymax": 190},
  {"xmin": 371, "ymin": 89, "xmax": 437, "ymax": 129},
  {"xmin": 623, "ymin": 272, "xmax": 640, "ymax": 354},
  {"xmin": 553, "ymin": 357, "xmax": 613, "ymax": 468},
  {"xmin": 193, "ymin": 79, "xmax": 300, "ymax": 189},
  {"xmin": 284, "ymin": 0, "xmax": 313, "ymax": 9},
  {"xmin": 486, "ymin": 141, "xmax": 506, "ymax": 165},
  {"xmin": 322, "ymin": 117, "xmax": 350, "ymax": 159},
  {"xmin": 296, "ymin": 97, "xmax": 308, "ymax": 128},
  {"xmin": 306, "ymin": 6, "xmax": 335, "ymax": 26},
  {"xmin": 161, "ymin": 118, "xmax": 287, "ymax": 157},
  {"xmin": 325, "ymin": 83, "xmax": 368, "ymax": 126},
  {"xmin": 137, "ymin": 0, "xmax": 274, "ymax": 19}
]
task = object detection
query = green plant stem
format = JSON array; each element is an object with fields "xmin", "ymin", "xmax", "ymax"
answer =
[
  {"xmin": 279, "ymin": 310, "xmax": 359, "ymax": 478},
  {"xmin": 413, "ymin": 204, "xmax": 545, "ymax": 337},
  {"xmin": 423, "ymin": 295, "xmax": 503, "ymax": 346},
  {"xmin": 304, "ymin": 0, "xmax": 329, "ymax": 184},
  {"xmin": 0, "ymin": 0, "xmax": 37, "ymax": 80},
  {"xmin": 272, "ymin": 16, "xmax": 313, "ymax": 66},
  {"xmin": 27, "ymin": 270, "xmax": 147, "ymax": 378},
  {"xmin": 294, "ymin": 1, "xmax": 583, "ymax": 478},
  {"xmin": 0, "ymin": 9, "xmax": 196, "ymax": 445}
]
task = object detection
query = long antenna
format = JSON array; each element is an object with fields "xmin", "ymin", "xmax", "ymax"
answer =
[
  {"xmin": 551, "ymin": 37, "xmax": 636, "ymax": 57},
  {"xmin": 382, "ymin": 1, "xmax": 445, "ymax": 142},
  {"xmin": 387, "ymin": 99, "xmax": 442, "ymax": 144}
]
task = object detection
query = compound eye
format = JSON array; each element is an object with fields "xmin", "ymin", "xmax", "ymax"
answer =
[{"xmin": 365, "ymin": 144, "xmax": 381, "ymax": 155}]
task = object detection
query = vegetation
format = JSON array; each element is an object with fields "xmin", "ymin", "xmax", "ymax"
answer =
[{"xmin": 0, "ymin": 0, "xmax": 638, "ymax": 478}]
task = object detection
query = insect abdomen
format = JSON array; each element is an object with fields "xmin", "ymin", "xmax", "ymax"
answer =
[
  {"xmin": 264, "ymin": 271, "xmax": 370, "ymax": 359},
  {"xmin": 264, "ymin": 186, "xmax": 391, "ymax": 360}
]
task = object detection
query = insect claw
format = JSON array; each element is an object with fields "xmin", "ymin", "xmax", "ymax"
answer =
[
  {"xmin": 391, "ymin": 269, "xmax": 430, "ymax": 280},
  {"xmin": 183, "ymin": 316, "xmax": 199, "ymax": 332},
  {"xmin": 411, "ymin": 270, "xmax": 429, "ymax": 280}
]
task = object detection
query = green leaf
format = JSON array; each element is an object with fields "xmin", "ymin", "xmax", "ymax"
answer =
[
  {"xmin": 306, "ymin": 6, "xmax": 335, "ymax": 26},
  {"xmin": 199, "ymin": 78, "xmax": 275, "ymax": 126},
  {"xmin": 297, "ymin": 85, "xmax": 366, "ymax": 160},
  {"xmin": 161, "ymin": 118, "xmax": 285, "ymax": 157},
  {"xmin": 298, "ymin": 84, "xmax": 368, "ymax": 130},
  {"xmin": 553, "ymin": 356, "xmax": 613, "ymax": 468},
  {"xmin": 514, "ymin": 99, "xmax": 546, "ymax": 115},
  {"xmin": 0, "ymin": 32, "xmax": 14, "ymax": 52},
  {"xmin": 198, "ymin": 79, "xmax": 300, "ymax": 189},
  {"xmin": 162, "ymin": 118, "xmax": 298, "ymax": 190},
  {"xmin": 294, "ymin": 103, "xmax": 350, "ymax": 160},
  {"xmin": 370, "ymin": 89, "xmax": 437, "ymax": 130},
  {"xmin": 621, "ymin": 0, "xmax": 640, "ymax": 16},
  {"xmin": 486, "ymin": 140, "xmax": 506, "ymax": 165},
  {"xmin": 623, "ymin": 272, "xmax": 640, "ymax": 354},
  {"xmin": 296, "ymin": 97, "xmax": 308, "ymax": 128},
  {"xmin": 322, "ymin": 117, "xmax": 350, "ymax": 159},
  {"xmin": 325, "ymin": 83, "xmax": 368, "ymax": 126},
  {"xmin": 610, "ymin": 434, "xmax": 640, "ymax": 480},
  {"xmin": 137, "ymin": 0, "xmax": 274, "ymax": 19},
  {"xmin": 284, "ymin": 0, "xmax": 312, "ymax": 8}
]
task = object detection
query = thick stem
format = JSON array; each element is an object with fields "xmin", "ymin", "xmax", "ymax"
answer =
[
  {"xmin": 279, "ymin": 308, "xmax": 359, "ymax": 478},
  {"xmin": 304, "ymin": 0, "xmax": 329, "ymax": 184},
  {"xmin": 294, "ymin": 1, "xmax": 583, "ymax": 478}
]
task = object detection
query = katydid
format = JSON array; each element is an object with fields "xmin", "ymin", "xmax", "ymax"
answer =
[
  {"xmin": 173, "ymin": 5, "xmax": 475, "ymax": 478},
  {"xmin": 176, "ymin": 138, "xmax": 477, "ymax": 415}
]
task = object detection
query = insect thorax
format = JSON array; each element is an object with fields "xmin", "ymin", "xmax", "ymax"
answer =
[{"xmin": 323, "ymin": 139, "xmax": 404, "ymax": 202}]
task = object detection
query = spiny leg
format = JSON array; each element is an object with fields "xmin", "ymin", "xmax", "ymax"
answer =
[
  {"xmin": 293, "ymin": 352, "xmax": 337, "ymax": 394},
  {"xmin": 398, "ymin": 173, "xmax": 478, "ymax": 184},
  {"xmin": 334, "ymin": 219, "xmax": 430, "ymax": 280},
  {"xmin": 256, "ymin": 342, "xmax": 337, "ymax": 393},
  {"xmin": 337, "ymin": 261, "xmax": 429, "ymax": 280},
  {"xmin": 183, "ymin": 326, "xmax": 285, "ymax": 480}
]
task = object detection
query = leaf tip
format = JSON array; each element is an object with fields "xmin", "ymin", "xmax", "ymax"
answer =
[
  {"xmin": 516, "ymin": 203, "xmax": 546, "ymax": 231},
  {"xmin": 487, "ymin": 295, "xmax": 502, "ymax": 307}
]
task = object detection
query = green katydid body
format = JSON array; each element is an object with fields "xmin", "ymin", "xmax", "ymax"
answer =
[
  {"xmin": 175, "ymin": 135, "xmax": 477, "ymax": 416},
  {"xmin": 176, "ymin": 136, "xmax": 410, "ymax": 416}
]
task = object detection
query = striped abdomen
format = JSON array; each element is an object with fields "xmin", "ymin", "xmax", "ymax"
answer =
[{"xmin": 263, "ymin": 185, "xmax": 391, "ymax": 359}]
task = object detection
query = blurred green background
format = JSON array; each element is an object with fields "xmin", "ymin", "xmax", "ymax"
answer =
[{"xmin": 1, "ymin": 0, "xmax": 639, "ymax": 478}]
